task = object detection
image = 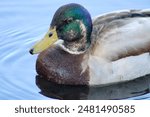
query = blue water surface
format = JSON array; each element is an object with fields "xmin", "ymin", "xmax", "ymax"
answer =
[{"xmin": 0, "ymin": 0, "xmax": 150, "ymax": 99}]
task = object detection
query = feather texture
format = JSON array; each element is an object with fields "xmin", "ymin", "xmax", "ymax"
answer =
[
  {"xmin": 87, "ymin": 9, "xmax": 150, "ymax": 85},
  {"xmin": 91, "ymin": 9, "xmax": 150, "ymax": 61}
]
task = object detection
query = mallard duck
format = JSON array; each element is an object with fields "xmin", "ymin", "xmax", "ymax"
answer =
[{"xmin": 30, "ymin": 3, "xmax": 150, "ymax": 86}]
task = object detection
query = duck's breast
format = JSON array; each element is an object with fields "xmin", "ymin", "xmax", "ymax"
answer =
[{"xmin": 36, "ymin": 46, "xmax": 90, "ymax": 85}]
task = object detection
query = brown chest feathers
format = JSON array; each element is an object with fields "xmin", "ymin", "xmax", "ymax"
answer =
[{"xmin": 36, "ymin": 46, "xmax": 90, "ymax": 85}]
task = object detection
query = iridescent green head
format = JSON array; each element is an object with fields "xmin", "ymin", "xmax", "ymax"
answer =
[{"xmin": 30, "ymin": 3, "xmax": 92, "ymax": 54}]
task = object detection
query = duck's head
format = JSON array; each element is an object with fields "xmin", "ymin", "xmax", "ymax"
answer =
[{"xmin": 30, "ymin": 3, "xmax": 92, "ymax": 54}]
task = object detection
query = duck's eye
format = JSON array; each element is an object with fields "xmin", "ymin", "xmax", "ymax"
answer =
[
  {"xmin": 49, "ymin": 32, "xmax": 53, "ymax": 37},
  {"xmin": 64, "ymin": 18, "xmax": 73, "ymax": 24}
]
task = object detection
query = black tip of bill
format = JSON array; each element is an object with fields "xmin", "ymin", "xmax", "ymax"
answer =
[{"xmin": 29, "ymin": 49, "xmax": 34, "ymax": 55}]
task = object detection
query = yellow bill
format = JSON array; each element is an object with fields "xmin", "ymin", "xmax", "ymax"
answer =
[{"xmin": 30, "ymin": 27, "xmax": 58, "ymax": 54}]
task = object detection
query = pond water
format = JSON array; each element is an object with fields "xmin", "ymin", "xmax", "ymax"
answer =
[{"xmin": 0, "ymin": 0, "xmax": 150, "ymax": 100}]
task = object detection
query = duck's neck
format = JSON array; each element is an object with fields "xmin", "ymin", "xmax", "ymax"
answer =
[
  {"xmin": 64, "ymin": 36, "xmax": 88, "ymax": 53},
  {"xmin": 63, "ymin": 21, "xmax": 91, "ymax": 54}
]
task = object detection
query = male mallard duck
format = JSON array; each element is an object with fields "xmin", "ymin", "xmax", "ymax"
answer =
[{"xmin": 30, "ymin": 3, "xmax": 150, "ymax": 86}]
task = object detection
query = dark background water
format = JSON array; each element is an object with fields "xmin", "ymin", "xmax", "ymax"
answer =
[{"xmin": 0, "ymin": 0, "xmax": 150, "ymax": 99}]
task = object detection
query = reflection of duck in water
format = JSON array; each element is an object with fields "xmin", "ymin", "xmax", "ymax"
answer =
[
  {"xmin": 30, "ymin": 3, "xmax": 150, "ymax": 85},
  {"xmin": 36, "ymin": 75, "xmax": 150, "ymax": 100}
]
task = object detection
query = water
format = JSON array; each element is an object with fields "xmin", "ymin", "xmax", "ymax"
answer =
[{"xmin": 0, "ymin": 0, "xmax": 150, "ymax": 100}]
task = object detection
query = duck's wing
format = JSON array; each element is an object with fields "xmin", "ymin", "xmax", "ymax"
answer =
[{"xmin": 91, "ymin": 9, "xmax": 150, "ymax": 61}]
